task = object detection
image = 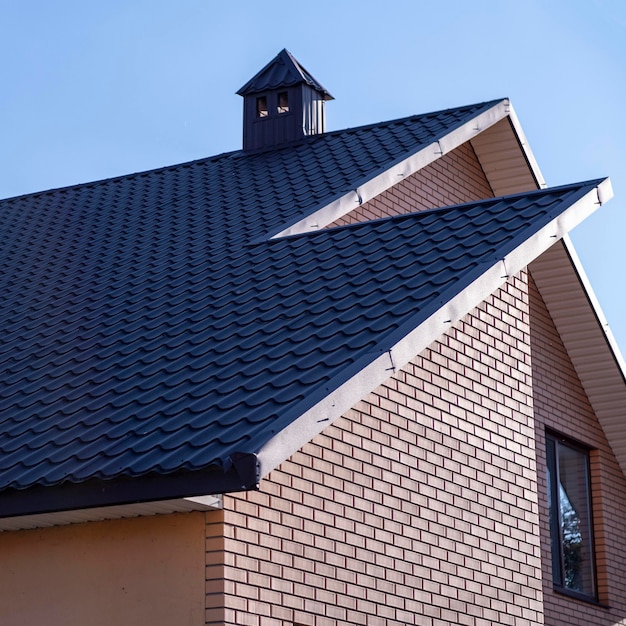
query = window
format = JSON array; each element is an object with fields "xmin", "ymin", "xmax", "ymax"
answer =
[
  {"xmin": 256, "ymin": 96, "xmax": 268, "ymax": 118},
  {"xmin": 546, "ymin": 432, "xmax": 596, "ymax": 599},
  {"xmin": 277, "ymin": 91, "xmax": 289, "ymax": 114}
]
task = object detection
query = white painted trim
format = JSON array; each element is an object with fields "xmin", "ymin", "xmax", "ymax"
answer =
[
  {"xmin": 0, "ymin": 495, "xmax": 222, "ymax": 532},
  {"xmin": 257, "ymin": 180, "xmax": 611, "ymax": 477},
  {"xmin": 506, "ymin": 102, "xmax": 547, "ymax": 190},
  {"xmin": 270, "ymin": 100, "xmax": 513, "ymax": 239},
  {"xmin": 560, "ymin": 234, "xmax": 626, "ymax": 373}
]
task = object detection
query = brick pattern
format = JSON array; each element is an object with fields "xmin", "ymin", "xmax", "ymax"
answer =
[
  {"xmin": 529, "ymin": 274, "xmax": 626, "ymax": 625},
  {"xmin": 210, "ymin": 271, "xmax": 546, "ymax": 626},
  {"xmin": 328, "ymin": 142, "xmax": 494, "ymax": 227}
]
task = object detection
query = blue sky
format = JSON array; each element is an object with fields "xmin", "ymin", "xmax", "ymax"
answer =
[{"xmin": 1, "ymin": 0, "xmax": 625, "ymax": 351}]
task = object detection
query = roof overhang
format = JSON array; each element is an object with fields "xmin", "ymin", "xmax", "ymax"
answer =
[
  {"xmin": 271, "ymin": 99, "xmax": 545, "ymax": 238},
  {"xmin": 470, "ymin": 105, "xmax": 545, "ymax": 195},
  {"xmin": 530, "ymin": 234, "xmax": 626, "ymax": 476},
  {"xmin": 0, "ymin": 452, "xmax": 260, "ymax": 531},
  {"xmin": 257, "ymin": 179, "xmax": 614, "ymax": 476}
]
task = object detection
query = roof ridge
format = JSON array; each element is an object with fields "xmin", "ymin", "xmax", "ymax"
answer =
[
  {"xmin": 320, "ymin": 98, "xmax": 506, "ymax": 139},
  {"xmin": 1, "ymin": 99, "xmax": 506, "ymax": 205}
]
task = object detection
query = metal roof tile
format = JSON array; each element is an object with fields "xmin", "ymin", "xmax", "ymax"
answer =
[{"xmin": 0, "ymin": 98, "xmax": 603, "ymax": 512}]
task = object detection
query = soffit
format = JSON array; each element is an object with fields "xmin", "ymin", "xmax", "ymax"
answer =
[
  {"xmin": 0, "ymin": 495, "xmax": 221, "ymax": 532},
  {"xmin": 471, "ymin": 110, "xmax": 546, "ymax": 196},
  {"xmin": 530, "ymin": 236, "xmax": 626, "ymax": 478}
]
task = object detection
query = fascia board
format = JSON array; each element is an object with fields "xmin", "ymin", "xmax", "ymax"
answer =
[
  {"xmin": 256, "ymin": 179, "xmax": 612, "ymax": 477},
  {"xmin": 0, "ymin": 453, "xmax": 254, "ymax": 529},
  {"xmin": 270, "ymin": 99, "xmax": 512, "ymax": 239}
]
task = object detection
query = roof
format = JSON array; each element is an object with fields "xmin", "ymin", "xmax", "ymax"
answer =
[
  {"xmin": 237, "ymin": 48, "xmax": 333, "ymax": 99},
  {"xmin": 0, "ymin": 95, "xmax": 619, "ymax": 528}
]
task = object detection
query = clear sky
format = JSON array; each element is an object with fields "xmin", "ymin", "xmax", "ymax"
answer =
[{"xmin": 1, "ymin": 1, "xmax": 625, "ymax": 351}]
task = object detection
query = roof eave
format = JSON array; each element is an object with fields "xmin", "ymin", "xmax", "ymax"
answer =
[
  {"xmin": 0, "ymin": 495, "xmax": 222, "ymax": 532},
  {"xmin": 0, "ymin": 453, "xmax": 259, "ymax": 531}
]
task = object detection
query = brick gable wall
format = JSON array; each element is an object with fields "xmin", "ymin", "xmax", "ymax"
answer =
[
  {"xmin": 203, "ymin": 142, "xmax": 626, "ymax": 625},
  {"xmin": 205, "ymin": 271, "xmax": 545, "ymax": 626},
  {"xmin": 529, "ymin": 273, "xmax": 626, "ymax": 625},
  {"xmin": 328, "ymin": 141, "xmax": 494, "ymax": 228}
]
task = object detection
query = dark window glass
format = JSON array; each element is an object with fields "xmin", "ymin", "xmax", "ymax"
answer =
[
  {"xmin": 546, "ymin": 433, "xmax": 596, "ymax": 598},
  {"xmin": 256, "ymin": 96, "xmax": 268, "ymax": 118},
  {"xmin": 277, "ymin": 91, "xmax": 289, "ymax": 114}
]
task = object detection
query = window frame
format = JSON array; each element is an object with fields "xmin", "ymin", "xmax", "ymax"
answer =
[{"xmin": 545, "ymin": 430, "xmax": 598, "ymax": 603}]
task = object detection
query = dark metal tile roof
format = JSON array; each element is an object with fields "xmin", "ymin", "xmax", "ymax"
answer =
[
  {"xmin": 237, "ymin": 48, "xmax": 333, "ymax": 99},
  {"xmin": 0, "ymin": 100, "xmax": 596, "ymax": 511}
]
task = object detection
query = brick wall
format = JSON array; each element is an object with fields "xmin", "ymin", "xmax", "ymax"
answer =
[
  {"xmin": 207, "ymin": 270, "xmax": 546, "ymax": 626},
  {"xmin": 529, "ymin": 273, "xmax": 626, "ymax": 625},
  {"xmin": 328, "ymin": 141, "xmax": 494, "ymax": 228}
]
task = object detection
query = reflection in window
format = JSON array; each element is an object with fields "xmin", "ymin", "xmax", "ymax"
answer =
[{"xmin": 546, "ymin": 433, "xmax": 596, "ymax": 598}]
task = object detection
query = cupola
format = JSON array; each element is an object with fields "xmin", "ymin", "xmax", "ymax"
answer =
[{"xmin": 237, "ymin": 49, "xmax": 333, "ymax": 151}]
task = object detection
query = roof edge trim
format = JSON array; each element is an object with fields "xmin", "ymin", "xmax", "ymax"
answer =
[
  {"xmin": 256, "ymin": 179, "xmax": 611, "ymax": 477},
  {"xmin": 506, "ymin": 101, "xmax": 547, "ymax": 190},
  {"xmin": 0, "ymin": 456, "xmax": 258, "ymax": 528},
  {"xmin": 269, "ymin": 99, "xmax": 512, "ymax": 239}
]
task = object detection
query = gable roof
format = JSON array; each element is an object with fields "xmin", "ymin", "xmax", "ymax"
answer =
[
  {"xmin": 237, "ymin": 48, "xmax": 333, "ymax": 99},
  {"xmin": 0, "ymin": 96, "xmax": 619, "ymax": 529}
]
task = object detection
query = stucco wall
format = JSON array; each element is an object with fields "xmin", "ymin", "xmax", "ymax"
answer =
[
  {"xmin": 529, "ymin": 273, "xmax": 626, "ymax": 625},
  {"xmin": 212, "ymin": 270, "xmax": 545, "ymax": 626},
  {"xmin": 0, "ymin": 511, "xmax": 206, "ymax": 626}
]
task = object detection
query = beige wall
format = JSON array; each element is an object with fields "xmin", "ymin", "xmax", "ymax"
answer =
[{"xmin": 0, "ymin": 511, "xmax": 206, "ymax": 626}]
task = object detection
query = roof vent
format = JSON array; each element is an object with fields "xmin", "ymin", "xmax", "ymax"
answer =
[{"xmin": 237, "ymin": 49, "xmax": 333, "ymax": 151}]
